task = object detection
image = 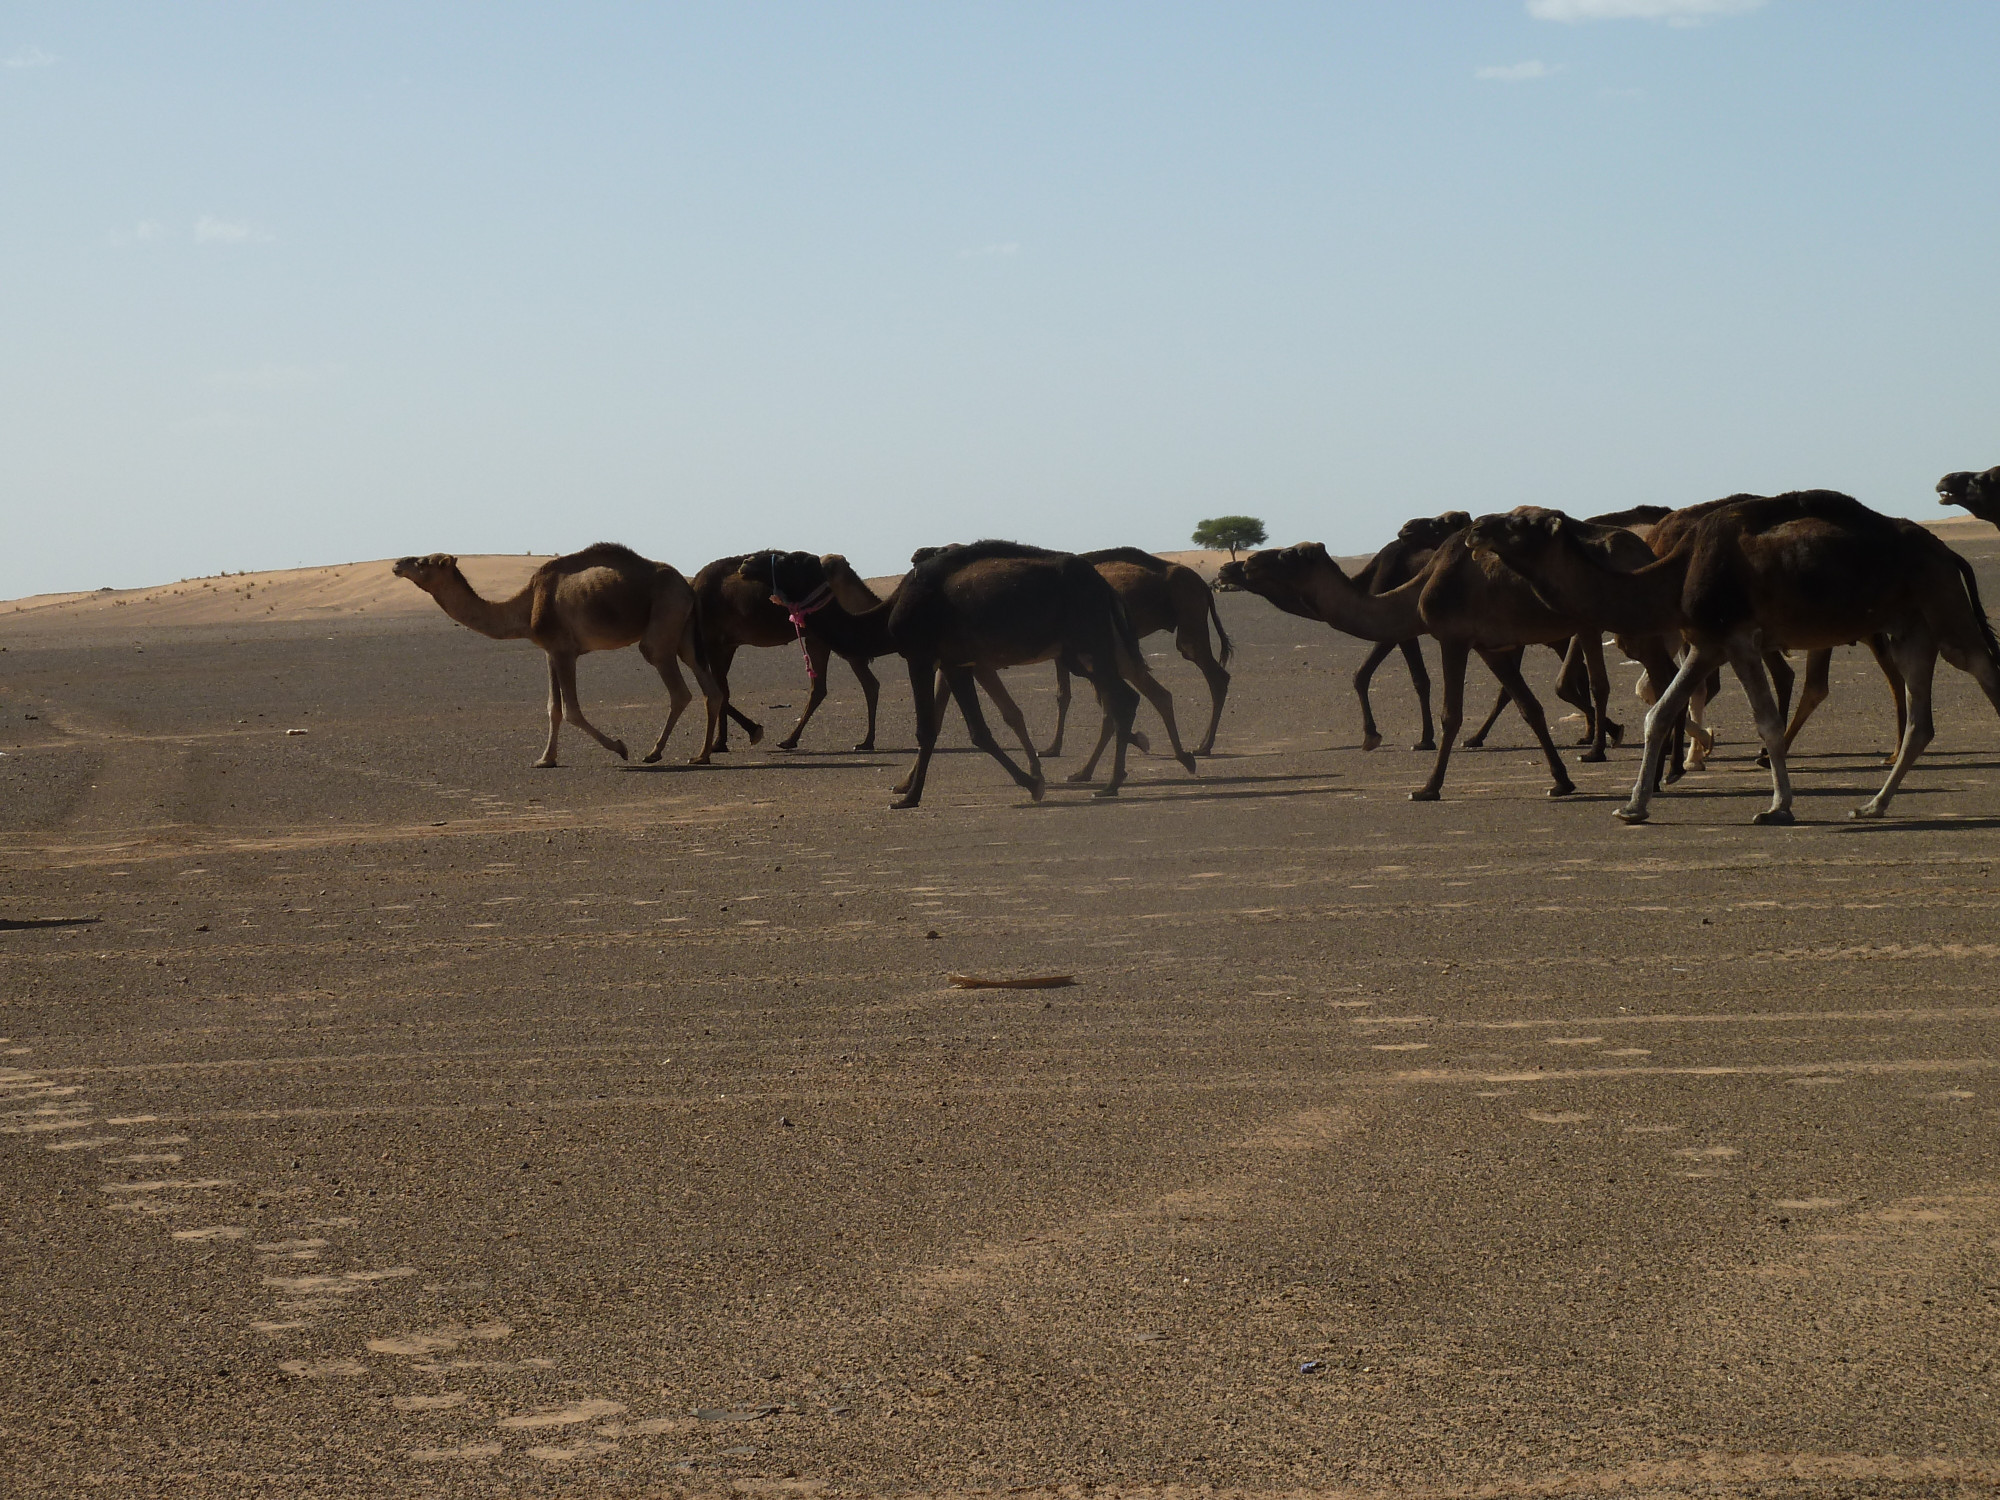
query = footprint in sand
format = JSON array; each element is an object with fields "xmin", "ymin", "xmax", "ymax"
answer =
[
  {"xmin": 279, "ymin": 1358, "xmax": 366, "ymax": 1377},
  {"xmin": 1600, "ymin": 1048, "xmax": 1651, "ymax": 1058},
  {"xmin": 498, "ymin": 1399, "xmax": 626, "ymax": 1430},
  {"xmin": 172, "ymin": 1226, "xmax": 248, "ymax": 1243},
  {"xmin": 392, "ymin": 1393, "xmax": 469, "ymax": 1411},
  {"xmin": 407, "ymin": 1443, "xmax": 503, "ymax": 1462},
  {"xmin": 1672, "ymin": 1145, "xmax": 1739, "ymax": 1160},
  {"xmin": 1547, "ymin": 1037, "xmax": 1603, "ymax": 1047},
  {"xmin": 369, "ymin": 1322, "xmax": 512, "ymax": 1357},
  {"xmin": 1524, "ymin": 1110, "xmax": 1589, "ymax": 1125},
  {"xmin": 528, "ymin": 1440, "xmax": 618, "ymax": 1463}
]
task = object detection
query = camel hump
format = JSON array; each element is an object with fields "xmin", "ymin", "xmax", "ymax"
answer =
[
  {"xmin": 1584, "ymin": 504, "xmax": 1672, "ymax": 528},
  {"xmin": 911, "ymin": 539, "xmax": 1065, "ymax": 578},
  {"xmin": 548, "ymin": 541, "xmax": 656, "ymax": 575}
]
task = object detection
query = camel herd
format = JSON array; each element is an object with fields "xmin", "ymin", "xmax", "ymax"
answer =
[{"xmin": 392, "ymin": 465, "xmax": 2000, "ymax": 823}]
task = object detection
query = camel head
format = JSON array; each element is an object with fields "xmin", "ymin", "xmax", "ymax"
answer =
[
  {"xmin": 1226, "ymin": 543, "xmax": 1339, "ymax": 605},
  {"xmin": 1464, "ymin": 507, "xmax": 1569, "ymax": 570},
  {"xmin": 738, "ymin": 550, "xmax": 829, "ymax": 608},
  {"xmin": 1938, "ymin": 466, "xmax": 2000, "ymax": 528},
  {"xmin": 820, "ymin": 554, "xmax": 885, "ymax": 610},
  {"xmin": 1396, "ymin": 511, "xmax": 1471, "ymax": 548},
  {"xmin": 391, "ymin": 553, "xmax": 462, "ymax": 593}
]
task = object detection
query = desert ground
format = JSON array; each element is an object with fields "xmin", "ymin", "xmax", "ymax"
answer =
[{"xmin": 3, "ymin": 527, "xmax": 1999, "ymax": 1499}]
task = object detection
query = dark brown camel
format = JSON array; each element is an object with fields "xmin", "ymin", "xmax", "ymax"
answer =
[
  {"xmin": 392, "ymin": 545, "xmax": 756, "ymax": 766},
  {"xmin": 1464, "ymin": 494, "xmax": 2000, "ymax": 824},
  {"xmin": 1040, "ymin": 548, "xmax": 1233, "ymax": 761},
  {"xmin": 1218, "ymin": 535, "xmax": 1679, "ymax": 800},
  {"xmin": 740, "ymin": 543, "xmax": 1199, "ymax": 809},
  {"xmin": 1939, "ymin": 466, "xmax": 2000, "ymax": 527},
  {"xmin": 691, "ymin": 552, "xmax": 884, "ymax": 753}
]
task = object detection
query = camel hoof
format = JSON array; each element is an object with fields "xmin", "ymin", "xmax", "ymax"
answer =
[
  {"xmin": 1613, "ymin": 806, "xmax": 1649, "ymax": 824},
  {"xmin": 1752, "ymin": 808, "xmax": 1796, "ymax": 826},
  {"xmin": 1663, "ymin": 765, "xmax": 1685, "ymax": 786},
  {"xmin": 776, "ymin": 736, "xmax": 802, "ymax": 751},
  {"xmin": 1580, "ymin": 750, "xmax": 1607, "ymax": 764},
  {"xmin": 853, "ymin": 740, "xmax": 876, "ymax": 753},
  {"xmin": 1038, "ymin": 745, "xmax": 1062, "ymax": 760},
  {"xmin": 1412, "ymin": 739, "xmax": 1436, "ymax": 752},
  {"xmin": 1608, "ymin": 722, "xmax": 1626, "ymax": 747},
  {"xmin": 1064, "ymin": 768, "xmax": 1095, "ymax": 784},
  {"xmin": 611, "ymin": 740, "xmax": 630, "ymax": 760},
  {"xmin": 1755, "ymin": 751, "xmax": 1772, "ymax": 769},
  {"xmin": 1849, "ymin": 804, "xmax": 1886, "ymax": 821},
  {"xmin": 1177, "ymin": 752, "xmax": 1198, "ymax": 775},
  {"xmin": 1130, "ymin": 730, "xmax": 1152, "ymax": 755},
  {"xmin": 641, "ymin": 751, "xmax": 662, "ymax": 765},
  {"xmin": 1027, "ymin": 774, "xmax": 1046, "ymax": 803},
  {"xmin": 1463, "ymin": 737, "xmax": 1486, "ymax": 750},
  {"xmin": 1361, "ymin": 732, "xmax": 1383, "ymax": 753},
  {"xmin": 1092, "ymin": 785, "xmax": 1121, "ymax": 799},
  {"xmin": 743, "ymin": 725, "xmax": 765, "ymax": 747},
  {"xmin": 1409, "ymin": 788, "xmax": 1441, "ymax": 802},
  {"xmin": 1547, "ymin": 782, "xmax": 1576, "ymax": 798},
  {"xmin": 890, "ymin": 795, "xmax": 921, "ymax": 810}
]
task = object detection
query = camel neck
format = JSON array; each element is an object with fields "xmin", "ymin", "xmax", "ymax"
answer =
[
  {"xmin": 811, "ymin": 596, "xmax": 897, "ymax": 658},
  {"xmin": 425, "ymin": 570, "xmax": 534, "ymax": 640},
  {"xmin": 1305, "ymin": 564, "xmax": 1425, "ymax": 643}
]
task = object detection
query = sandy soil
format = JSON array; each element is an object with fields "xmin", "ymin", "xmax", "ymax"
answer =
[{"xmin": 3, "ymin": 525, "xmax": 1999, "ymax": 1498}]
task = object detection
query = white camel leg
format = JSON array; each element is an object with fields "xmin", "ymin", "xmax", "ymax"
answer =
[
  {"xmin": 1725, "ymin": 642, "xmax": 1794, "ymax": 825},
  {"xmin": 1619, "ymin": 646, "xmax": 1719, "ymax": 824},
  {"xmin": 536, "ymin": 656, "xmax": 563, "ymax": 767}
]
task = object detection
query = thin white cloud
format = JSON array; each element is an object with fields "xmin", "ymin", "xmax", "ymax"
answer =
[
  {"xmin": 1528, "ymin": 0, "xmax": 1765, "ymax": 23},
  {"xmin": 1477, "ymin": 60, "xmax": 1559, "ymax": 81},
  {"xmin": 3, "ymin": 45, "xmax": 56, "ymax": 69},
  {"xmin": 194, "ymin": 215, "xmax": 273, "ymax": 245},
  {"xmin": 958, "ymin": 242, "xmax": 1020, "ymax": 259}
]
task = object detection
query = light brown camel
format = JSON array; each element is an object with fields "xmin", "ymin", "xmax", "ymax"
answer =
[
  {"xmin": 1939, "ymin": 466, "xmax": 2000, "ymax": 527},
  {"xmin": 1218, "ymin": 535, "xmax": 1680, "ymax": 800},
  {"xmin": 1041, "ymin": 548, "xmax": 1233, "ymax": 761},
  {"xmin": 392, "ymin": 545, "xmax": 756, "ymax": 767},
  {"xmin": 691, "ymin": 552, "xmax": 884, "ymax": 753},
  {"xmin": 1463, "ymin": 494, "xmax": 2000, "ymax": 824},
  {"xmin": 740, "ymin": 543, "xmax": 1199, "ymax": 809}
]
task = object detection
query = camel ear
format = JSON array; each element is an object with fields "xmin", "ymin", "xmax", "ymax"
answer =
[
  {"xmin": 820, "ymin": 553, "xmax": 848, "ymax": 573},
  {"xmin": 1542, "ymin": 513, "xmax": 1565, "ymax": 538}
]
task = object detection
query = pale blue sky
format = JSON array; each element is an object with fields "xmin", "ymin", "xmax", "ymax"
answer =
[{"xmin": 4, "ymin": 2, "xmax": 1997, "ymax": 597}]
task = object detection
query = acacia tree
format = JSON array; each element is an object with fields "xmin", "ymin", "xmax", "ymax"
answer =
[{"xmin": 1191, "ymin": 515, "xmax": 1267, "ymax": 559}]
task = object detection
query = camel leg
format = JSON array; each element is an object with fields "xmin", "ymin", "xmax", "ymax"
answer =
[
  {"xmin": 891, "ymin": 657, "xmax": 942, "ymax": 808},
  {"xmin": 549, "ymin": 653, "xmax": 629, "ymax": 762},
  {"xmin": 1555, "ymin": 637, "xmax": 1597, "ymax": 746},
  {"xmin": 1039, "ymin": 660, "xmax": 1072, "ymax": 758},
  {"xmin": 777, "ymin": 639, "xmax": 833, "ymax": 750},
  {"xmin": 1071, "ymin": 700, "xmax": 1119, "ymax": 782},
  {"xmin": 1620, "ymin": 634, "xmax": 1687, "ymax": 787},
  {"xmin": 847, "ymin": 655, "xmax": 882, "ymax": 752},
  {"xmin": 1773, "ymin": 649, "xmax": 1831, "ymax": 758},
  {"xmin": 535, "ymin": 656, "xmax": 563, "ymax": 767},
  {"xmin": 705, "ymin": 643, "xmax": 740, "ymax": 753},
  {"xmin": 1578, "ymin": 635, "xmax": 1615, "ymax": 763},
  {"xmin": 1178, "ymin": 622, "xmax": 1231, "ymax": 756},
  {"xmin": 1353, "ymin": 640, "xmax": 1395, "ymax": 752},
  {"xmin": 1684, "ymin": 664, "xmax": 1720, "ymax": 772},
  {"xmin": 639, "ymin": 648, "xmax": 694, "ymax": 763},
  {"xmin": 1117, "ymin": 652, "xmax": 1198, "ymax": 776},
  {"xmin": 1724, "ymin": 643, "xmax": 1796, "ymax": 825},
  {"xmin": 1398, "ymin": 638, "xmax": 1435, "ymax": 750},
  {"xmin": 942, "ymin": 667, "xmax": 1044, "ymax": 801},
  {"xmin": 1866, "ymin": 634, "xmax": 1908, "ymax": 763},
  {"xmin": 1852, "ymin": 635, "xmax": 1937, "ymax": 820},
  {"xmin": 1068, "ymin": 655, "xmax": 1142, "ymax": 798},
  {"xmin": 1619, "ymin": 645, "xmax": 1721, "ymax": 823},
  {"xmin": 1768, "ymin": 651, "xmax": 1796, "ymax": 724},
  {"xmin": 1462, "ymin": 677, "xmax": 1513, "ymax": 750},
  {"xmin": 673, "ymin": 629, "xmax": 748, "ymax": 765},
  {"xmin": 1410, "ymin": 640, "xmax": 1470, "ymax": 801},
  {"xmin": 1755, "ymin": 651, "xmax": 1804, "ymax": 769},
  {"xmin": 1487, "ymin": 646, "xmax": 1576, "ymax": 798},
  {"xmin": 974, "ymin": 667, "xmax": 1047, "ymax": 800}
]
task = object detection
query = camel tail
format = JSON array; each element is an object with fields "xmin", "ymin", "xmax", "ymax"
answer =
[
  {"xmin": 1206, "ymin": 588, "xmax": 1233, "ymax": 667},
  {"xmin": 1952, "ymin": 549, "xmax": 2000, "ymax": 666}
]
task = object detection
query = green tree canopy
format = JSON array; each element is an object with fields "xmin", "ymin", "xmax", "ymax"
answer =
[{"xmin": 1190, "ymin": 515, "xmax": 1267, "ymax": 559}]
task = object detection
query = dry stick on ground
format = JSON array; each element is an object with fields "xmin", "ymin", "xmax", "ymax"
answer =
[
  {"xmin": 691, "ymin": 552, "xmax": 886, "ymax": 753},
  {"xmin": 1219, "ymin": 533, "xmax": 1680, "ymax": 800},
  {"xmin": 740, "ymin": 542, "xmax": 1199, "ymax": 809},
  {"xmin": 1464, "ymin": 494, "xmax": 2000, "ymax": 825},
  {"xmin": 391, "ymin": 545, "xmax": 756, "ymax": 767}
]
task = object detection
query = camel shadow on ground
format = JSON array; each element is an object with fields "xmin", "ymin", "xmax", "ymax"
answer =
[
  {"xmin": 620, "ymin": 758, "xmax": 891, "ymax": 775},
  {"xmin": 1, "ymin": 917, "xmax": 101, "ymax": 932}
]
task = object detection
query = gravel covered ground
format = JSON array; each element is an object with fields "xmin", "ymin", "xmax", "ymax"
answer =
[{"xmin": 4, "ymin": 539, "xmax": 1999, "ymax": 1499}]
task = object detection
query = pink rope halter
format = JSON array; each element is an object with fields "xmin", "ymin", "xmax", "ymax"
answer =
[{"xmin": 768, "ymin": 553, "xmax": 834, "ymax": 682}]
